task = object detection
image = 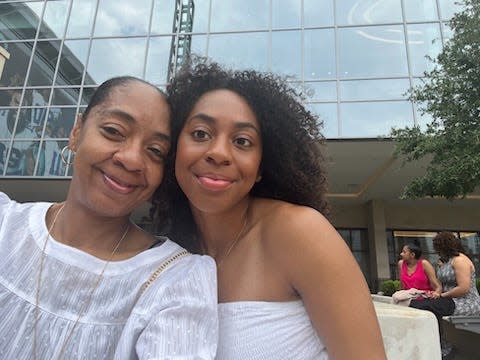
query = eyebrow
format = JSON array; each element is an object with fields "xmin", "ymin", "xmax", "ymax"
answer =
[
  {"xmin": 188, "ymin": 113, "xmax": 261, "ymax": 134},
  {"xmin": 101, "ymin": 108, "xmax": 171, "ymax": 142}
]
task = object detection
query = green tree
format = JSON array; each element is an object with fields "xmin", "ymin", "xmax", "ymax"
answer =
[{"xmin": 392, "ymin": 0, "xmax": 480, "ymax": 200}]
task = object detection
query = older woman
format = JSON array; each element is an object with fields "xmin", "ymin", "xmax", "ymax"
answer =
[
  {"xmin": 0, "ymin": 76, "xmax": 217, "ymax": 359},
  {"xmin": 433, "ymin": 231, "xmax": 480, "ymax": 315}
]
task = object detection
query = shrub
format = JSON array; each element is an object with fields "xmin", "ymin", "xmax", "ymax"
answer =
[
  {"xmin": 476, "ymin": 278, "xmax": 480, "ymax": 293},
  {"xmin": 380, "ymin": 279, "xmax": 401, "ymax": 296}
]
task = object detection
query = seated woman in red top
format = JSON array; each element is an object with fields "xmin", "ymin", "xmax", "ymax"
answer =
[{"xmin": 398, "ymin": 241, "xmax": 441, "ymax": 295}]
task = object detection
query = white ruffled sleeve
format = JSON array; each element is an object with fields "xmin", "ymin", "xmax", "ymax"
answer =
[{"xmin": 116, "ymin": 254, "xmax": 218, "ymax": 360}]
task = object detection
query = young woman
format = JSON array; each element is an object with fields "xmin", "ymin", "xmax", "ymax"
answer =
[
  {"xmin": 0, "ymin": 77, "xmax": 218, "ymax": 359},
  {"xmin": 162, "ymin": 59, "xmax": 386, "ymax": 359},
  {"xmin": 398, "ymin": 241, "xmax": 441, "ymax": 295}
]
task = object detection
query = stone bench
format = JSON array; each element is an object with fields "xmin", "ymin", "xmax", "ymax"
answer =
[{"xmin": 442, "ymin": 315, "xmax": 480, "ymax": 334}]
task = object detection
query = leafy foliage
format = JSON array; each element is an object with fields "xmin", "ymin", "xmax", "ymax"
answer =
[
  {"xmin": 380, "ymin": 279, "xmax": 401, "ymax": 296},
  {"xmin": 392, "ymin": 0, "xmax": 480, "ymax": 199}
]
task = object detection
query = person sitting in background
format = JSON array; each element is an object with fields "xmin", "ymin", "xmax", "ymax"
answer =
[
  {"xmin": 433, "ymin": 231, "xmax": 480, "ymax": 316},
  {"xmin": 410, "ymin": 231, "xmax": 480, "ymax": 358},
  {"xmin": 398, "ymin": 240, "xmax": 442, "ymax": 299}
]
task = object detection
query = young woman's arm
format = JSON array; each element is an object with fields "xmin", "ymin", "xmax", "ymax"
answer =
[
  {"xmin": 267, "ymin": 205, "xmax": 386, "ymax": 360},
  {"xmin": 422, "ymin": 259, "xmax": 442, "ymax": 294}
]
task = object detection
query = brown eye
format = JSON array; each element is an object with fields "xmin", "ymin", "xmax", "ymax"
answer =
[{"xmin": 192, "ymin": 130, "xmax": 210, "ymax": 140}]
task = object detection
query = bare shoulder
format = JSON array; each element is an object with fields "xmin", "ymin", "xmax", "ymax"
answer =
[
  {"xmin": 453, "ymin": 253, "xmax": 474, "ymax": 269},
  {"xmin": 253, "ymin": 198, "xmax": 346, "ymax": 266}
]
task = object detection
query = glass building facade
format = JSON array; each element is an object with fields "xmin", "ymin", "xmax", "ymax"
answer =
[{"xmin": 0, "ymin": 0, "xmax": 464, "ymax": 177}]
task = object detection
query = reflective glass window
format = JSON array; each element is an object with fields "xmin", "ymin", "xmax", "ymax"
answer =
[
  {"xmin": 340, "ymin": 79, "xmax": 410, "ymax": 101},
  {"xmin": 41, "ymin": 139, "xmax": 68, "ymax": 176},
  {"xmin": 0, "ymin": 106, "xmax": 19, "ymax": 139},
  {"xmin": 438, "ymin": 0, "xmax": 464, "ymax": 20},
  {"xmin": 38, "ymin": 0, "xmax": 69, "ymax": 39},
  {"xmin": 27, "ymin": 40, "xmax": 61, "ymax": 86},
  {"xmin": 272, "ymin": 0, "xmax": 300, "ymax": 29},
  {"xmin": 0, "ymin": 41, "xmax": 34, "ymax": 87},
  {"xmin": 0, "ymin": 89, "xmax": 22, "ymax": 107},
  {"xmin": 22, "ymin": 88, "xmax": 51, "ymax": 106},
  {"xmin": 304, "ymin": 0, "xmax": 334, "ymax": 27},
  {"xmin": 0, "ymin": 2, "xmax": 42, "ymax": 40},
  {"xmin": 338, "ymin": 26, "xmax": 408, "ymax": 78},
  {"xmin": 189, "ymin": 34, "xmax": 207, "ymax": 57},
  {"xmin": 305, "ymin": 81, "xmax": 337, "ymax": 102},
  {"xmin": 94, "ymin": 0, "xmax": 151, "ymax": 37},
  {"xmin": 66, "ymin": 0, "xmax": 97, "ymax": 38},
  {"xmin": 80, "ymin": 88, "xmax": 95, "ymax": 105},
  {"xmin": 0, "ymin": 140, "xmax": 12, "ymax": 175},
  {"xmin": 341, "ymin": 101, "xmax": 413, "ymax": 137},
  {"xmin": 190, "ymin": 0, "xmax": 210, "ymax": 33},
  {"xmin": 271, "ymin": 31, "xmax": 301, "ymax": 77},
  {"xmin": 304, "ymin": 29, "xmax": 335, "ymax": 80},
  {"xmin": 86, "ymin": 38, "xmax": 147, "ymax": 85},
  {"xmin": 45, "ymin": 107, "xmax": 76, "ymax": 139},
  {"xmin": 336, "ymin": 0, "xmax": 402, "ymax": 26},
  {"xmin": 210, "ymin": 0, "xmax": 269, "ymax": 32},
  {"xmin": 151, "ymin": 0, "xmax": 176, "ymax": 34},
  {"xmin": 56, "ymin": 39, "xmax": 89, "ymax": 86},
  {"xmin": 403, "ymin": 0, "xmax": 438, "ymax": 22},
  {"xmin": 52, "ymin": 88, "xmax": 80, "ymax": 105},
  {"xmin": 6, "ymin": 139, "xmax": 39, "ymax": 175},
  {"xmin": 407, "ymin": 23, "xmax": 442, "ymax": 76},
  {"xmin": 308, "ymin": 102, "xmax": 338, "ymax": 138},
  {"xmin": 16, "ymin": 108, "xmax": 47, "ymax": 140},
  {"xmin": 208, "ymin": 32, "xmax": 268, "ymax": 71},
  {"xmin": 146, "ymin": 36, "xmax": 171, "ymax": 85}
]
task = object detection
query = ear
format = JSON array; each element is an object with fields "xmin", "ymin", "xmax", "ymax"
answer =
[{"xmin": 69, "ymin": 113, "xmax": 83, "ymax": 152}]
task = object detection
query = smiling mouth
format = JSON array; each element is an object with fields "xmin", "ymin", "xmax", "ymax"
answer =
[
  {"xmin": 103, "ymin": 173, "xmax": 137, "ymax": 194},
  {"xmin": 197, "ymin": 175, "xmax": 233, "ymax": 191}
]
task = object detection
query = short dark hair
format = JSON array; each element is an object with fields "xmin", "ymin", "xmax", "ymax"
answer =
[
  {"xmin": 81, "ymin": 76, "xmax": 165, "ymax": 121},
  {"xmin": 154, "ymin": 57, "xmax": 329, "ymax": 253}
]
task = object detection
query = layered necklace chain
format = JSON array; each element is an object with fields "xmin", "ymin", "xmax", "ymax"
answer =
[
  {"xmin": 33, "ymin": 203, "xmax": 130, "ymax": 360},
  {"xmin": 215, "ymin": 200, "xmax": 251, "ymax": 268}
]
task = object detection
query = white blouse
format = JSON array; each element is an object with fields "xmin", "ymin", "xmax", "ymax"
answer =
[
  {"xmin": 0, "ymin": 192, "xmax": 218, "ymax": 359},
  {"xmin": 217, "ymin": 300, "xmax": 328, "ymax": 359}
]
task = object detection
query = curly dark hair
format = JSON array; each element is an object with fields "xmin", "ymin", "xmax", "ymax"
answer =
[
  {"xmin": 154, "ymin": 57, "xmax": 329, "ymax": 253},
  {"xmin": 433, "ymin": 231, "xmax": 465, "ymax": 259}
]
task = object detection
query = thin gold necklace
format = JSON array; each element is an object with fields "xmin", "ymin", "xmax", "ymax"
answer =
[
  {"xmin": 215, "ymin": 201, "xmax": 251, "ymax": 268},
  {"xmin": 33, "ymin": 203, "xmax": 130, "ymax": 360}
]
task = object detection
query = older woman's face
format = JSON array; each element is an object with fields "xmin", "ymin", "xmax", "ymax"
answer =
[{"xmin": 68, "ymin": 82, "xmax": 171, "ymax": 218}]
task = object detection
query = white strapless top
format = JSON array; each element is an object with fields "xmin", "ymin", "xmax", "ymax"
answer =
[{"xmin": 217, "ymin": 300, "xmax": 328, "ymax": 359}]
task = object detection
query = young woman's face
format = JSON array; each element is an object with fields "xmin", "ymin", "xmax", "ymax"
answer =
[
  {"xmin": 400, "ymin": 245, "xmax": 413, "ymax": 261},
  {"xmin": 69, "ymin": 82, "xmax": 171, "ymax": 217},
  {"xmin": 175, "ymin": 89, "xmax": 262, "ymax": 215}
]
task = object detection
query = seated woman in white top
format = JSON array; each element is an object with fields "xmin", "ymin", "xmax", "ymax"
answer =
[
  {"xmin": 161, "ymin": 58, "xmax": 387, "ymax": 359},
  {"xmin": 0, "ymin": 77, "xmax": 217, "ymax": 359}
]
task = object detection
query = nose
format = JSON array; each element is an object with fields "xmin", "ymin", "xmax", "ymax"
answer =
[
  {"xmin": 112, "ymin": 141, "xmax": 144, "ymax": 172},
  {"xmin": 205, "ymin": 137, "xmax": 232, "ymax": 166}
]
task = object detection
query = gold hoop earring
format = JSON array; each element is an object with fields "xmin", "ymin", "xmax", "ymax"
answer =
[{"xmin": 60, "ymin": 146, "xmax": 75, "ymax": 166}]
